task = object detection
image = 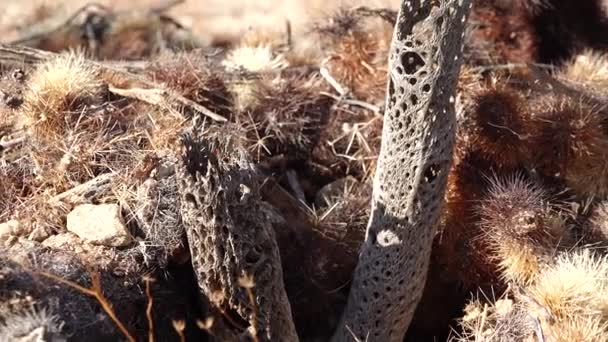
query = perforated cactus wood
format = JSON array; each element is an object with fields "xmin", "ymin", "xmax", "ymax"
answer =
[
  {"xmin": 332, "ymin": 1, "xmax": 472, "ymax": 341},
  {"xmin": 176, "ymin": 128, "xmax": 298, "ymax": 341}
]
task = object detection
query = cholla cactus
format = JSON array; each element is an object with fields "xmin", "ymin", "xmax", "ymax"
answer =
[
  {"xmin": 332, "ymin": 1, "xmax": 472, "ymax": 340},
  {"xmin": 458, "ymin": 249, "xmax": 608, "ymax": 342},
  {"xmin": 176, "ymin": 126, "xmax": 298, "ymax": 341},
  {"xmin": 478, "ymin": 174, "xmax": 567, "ymax": 285},
  {"xmin": 0, "ymin": 306, "xmax": 66, "ymax": 342}
]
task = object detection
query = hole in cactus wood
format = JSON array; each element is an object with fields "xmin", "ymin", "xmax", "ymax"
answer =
[
  {"xmin": 423, "ymin": 163, "xmax": 441, "ymax": 184},
  {"xmin": 400, "ymin": 52, "xmax": 425, "ymax": 75}
]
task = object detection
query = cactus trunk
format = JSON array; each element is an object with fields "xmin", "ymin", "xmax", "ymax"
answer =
[{"xmin": 332, "ymin": 1, "xmax": 472, "ymax": 341}]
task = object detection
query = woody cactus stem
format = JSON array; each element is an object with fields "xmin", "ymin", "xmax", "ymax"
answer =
[{"xmin": 332, "ymin": 1, "xmax": 472, "ymax": 341}]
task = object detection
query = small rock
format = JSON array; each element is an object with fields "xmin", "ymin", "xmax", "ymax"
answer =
[
  {"xmin": 67, "ymin": 204, "xmax": 133, "ymax": 247},
  {"xmin": 42, "ymin": 233, "xmax": 87, "ymax": 254},
  {"xmin": 0, "ymin": 219, "xmax": 26, "ymax": 239}
]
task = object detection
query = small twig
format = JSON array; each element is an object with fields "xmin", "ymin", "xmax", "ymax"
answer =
[
  {"xmin": 0, "ymin": 136, "xmax": 25, "ymax": 151},
  {"xmin": 32, "ymin": 268, "xmax": 136, "ymax": 342},
  {"xmin": 50, "ymin": 173, "xmax": 115, "ymax": 204},
  {"xmin": 320, "ymin": 91, "xmax": 381, "ymax": 113},
  {"xmin": 144, "ymin": 276, "xmax": 155, "ymax": 342},
  {"xmin": 109, "ymin": 86, "xmax": 227, "ymax": 122},
  {"xmin": 0, "ymin": 44, "xmax": 56, "ymax": 65},
  {"xmin": 343, "ymin": 99, "xmax": 381, "ymax": 114},
  {"xmin": 352, "ymin": 6, "xmax": 398, "ymax": 25},
  {"xmin": 469, "ymin": 62, "xmax": 555, "ymax": 73},
  {"xmin": 487, "ymin": 122, "xmax": 528, "ymax": 139},
  {"xmin": 531, "ymin": 314, "xmax": 545, "ymax": 342},
  {"xmin": 172, "ymin": 320, "xmax": 186, "ymax": 342},
  {"xmin": 285, "ymin": 169, "xmax": 306, "ymax": 204},
  {"xmin": 0, "ymin": 43, "xmax": 145, "ymax": 71},
  {"xmin": 285, "ymin": 20, "xmax": 292, "ymax": 50},
  {"xmin": 320, "ymin": 66, "xmax": 348, "ymax": 96},
  {"xmin": 149, "ymin": 0, "xmax": 185, "ymax": 14}
]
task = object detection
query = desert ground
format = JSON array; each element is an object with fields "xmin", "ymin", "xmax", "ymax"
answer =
[{"xmin": 2, "ymin": 0, "xmax": 608, "ymax": 341}]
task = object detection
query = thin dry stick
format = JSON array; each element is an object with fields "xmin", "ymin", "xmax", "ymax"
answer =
[
  {"xmin": 196, "ymin": 317, "xmax": 217, "ymax": 339},
  {"xmin": 238, "ymin": 274, "xmax": 260, "ymax": 342},
  {"xmin": 320, "ymin": 91, "xmax": 381, "ymax": 113},
  {"xmin": 0, "ymin": 44, "xmax": 56, "ymax": 65},
  {"xmin": 172, "ymin": 320, "xmax": 186, "ymax": 342},
  {"xmin": 108, "ymin": 86, "xmax": 228, "ymax": 122},
  {"xmin": 149, "ymin": 0, "xmax": 185, "ymax": 14},
  {"xmin": 469, "ymin": 62, "xmax": 555, "ymax": 73},
  {"xmin": 144, "ymin": 276, "xmax": 155, "ymax": 342},
  {"xmin": 50, "ymin": 173, "xmax": 115, "ymax": 204},
  {"xmin": 0, "ymin": 136, "xmax": 26, "ymax": 150},
  {"xmin": 351, "ymin": 6, "xmax": 398, "ymax": 25},
  {"xmin": 320, "ymin": 66, "xmax": 348, "ymax": 96},
  {"xmin": 32, "ymin": 269, "xmax": 136, "ymax": 342}
]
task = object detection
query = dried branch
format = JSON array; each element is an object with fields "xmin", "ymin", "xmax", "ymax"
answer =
[
  {"xmin": 144, "ymin": 276, "xmax": 155, "ymax": 342},
  {"xmin": 172, "ymin": 320, "xmax": 186, "ymax": 342},
  {"xmin": 0, "ymin": 136, "xmax": 26, "ymax": 151},
  {"xmin": 108, "ymin": 86, "xmax": 227, "ymax": 122},
  {"xmin": 32, "ymin": 268, "xmax": 136, "ymax": 342},
  {"xmin": 351, "ymin": 6, "xmax": 398, "ymax": 25},
  {"xmin": 0, "ymin": 44, "xmax": 56, "ymax": 65},
  {"xmin": 50, "ymin": 173, "xmax": 115, "ymax": 204}
]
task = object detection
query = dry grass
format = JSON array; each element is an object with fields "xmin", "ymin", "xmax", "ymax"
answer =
[
  {"xmin": 239, "ymin": 75, "xmax": 332, "ymax": 160},
  {"xmin": 454, "ymin": 292, "xmax": 535, "ymax": 342},
  {"xmin": 4, "ymin": 1, "xmax": 608, "ymax": 341},
  {"xmin": 16, "ymin": 52, "xmax": 149, "ymax": 192}
]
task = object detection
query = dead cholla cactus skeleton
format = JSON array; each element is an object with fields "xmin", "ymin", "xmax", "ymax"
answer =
[
  {"xmin": 176, "ymin": 127, "xmax": 298, "ymax": 341},
  {"xmin": 333, "ymin": 1, "xmax": 472, "ymax": 341}
]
